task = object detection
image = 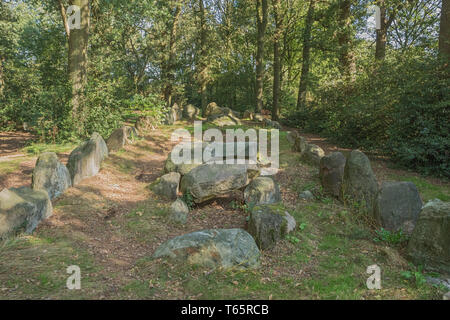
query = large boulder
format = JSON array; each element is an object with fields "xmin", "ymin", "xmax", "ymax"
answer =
[
  {"xmin": 169, "ymin": 198, "xmax": 189, "ymax": 224},
  {"xmin": 152, "ymin": 172, "xmax": 181, "ymax": 201},
  {"xmin": 248, "ymin": 204, "xmax": 296, "ymax": 250},
  {"xmin": 183, "ymin": 104, "xmax": 199, "ymax": 120},
  {"xmin": 106, "ymin": 126, "xmax": 138, "ymax": 152},
  {"xmin": 406, "ymin": 199, "xmax": 450, "ymax": 274},
  {"xmin": 31, "ymin": 152, "xmax": 71, "ymax": 200},
  {"xmin": 0, "ymin": 187, "xmax": 52, "ymax": 239},
  {"xmin": 152, "ymin": 228, "xmax": 260, "ymax": 269},
  {"xmin": 342, "ymin": 150, "xmax": 378, "ymax": 212},
  {"xmin": 67, "ymin": 132, "xmax": 108, "ymax": 186},
  {"xmin": 373, "ymin": 181, "xmax": 423, "ymax": 234},
  {"xmin": 165, "ymin": 103, "xmax": 183, "ymax": 125},
  {"xmin": 180, "ymin": 164, "xmax": 259, "ymax": 203},
  {"xmin": 204, "ymin": 102, "xmax": 223, "ymax": 118},
  {"xmin": 301, "ymin": 144, "xmax": 324, "ymax": 165},
  {"xmin": 319, "ymin": 152, "xmax": 346, "ymax": 198},
  {"xmin": 244, "ymin": 177, "xmax": 281, "ymax": 206},
  {"xmin": 211, "ymin": 115, "xmax": 240, "ymax": 127}
]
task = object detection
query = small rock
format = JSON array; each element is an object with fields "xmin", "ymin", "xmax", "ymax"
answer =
[
  {"xmin": 248, "ymin": 204, "xmax": 296, "ymax": 250},
  {"xmin": 152, "ymin": 172, "xmax": 181, "ymax": 201},
  {"xmin": 444, "ymin": 292, "xmax": 450, "ymax": 300},
  {"xmin": 244, "ymin": 177, "xmax": 281, "ymax": 206},
  {"xmin": 106, "ymin": 126, "xmax": 137, "ymax": 152},
  {"xmin": 169, "ymin": 198, "xmax": 189, "ymax": 224},
  {"xmin": 301, "ymin": 144, "xmax": 324, "ymax": 165},
  {"xmin": 299, "ymin": 190, "xmax": 315, "ymax": 200}
]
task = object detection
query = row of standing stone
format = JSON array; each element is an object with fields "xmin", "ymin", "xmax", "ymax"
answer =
[
  {"xmin": 287, "ymin": 131, "xmax": 449, "ymax": 275},
  {"xmin": 0, "ymin": 126, "xmax": 138, "ymax": 239}
]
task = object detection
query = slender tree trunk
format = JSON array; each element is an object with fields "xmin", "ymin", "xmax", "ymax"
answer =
[
  {"xmin": 255, "ymin": 0, "xmax": 268, "ymax": 113},
  {"xmin": 439, "ymin": 0, "xmax": 450, "ymax": 59},
  {"xmin": 68, "ymin": 0, "xmax": 90, "ymax": 133},
  {"xmin": 0, "ymin": 56, "xmax": 5, "ymax": 97},
  {"xmin": 57, "ymin": 0, "xmax": 70, "ymax": 38},
  {"xmin": 164, "ymin": 1, "xmax": 182, "ymax": 108},
  {"xmin": 199, "ymin": 0, "xmax": 208, "ymax": 113},
  {"xmin": 338, "ymin": 0, "xmax": 355, "ymax": 80},
  {"xmin": 297, "ymin": 0, "xmax": 315, "ymax": 110},
  {"xmin": 272, "ymin": 0, "xmax": 282, "ymax": 121},
  {"xmin": 375, "ymin": 2, "xmax": 387, "ymax": 61}
]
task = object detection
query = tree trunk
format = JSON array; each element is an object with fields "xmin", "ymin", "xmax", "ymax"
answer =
[
  {"xmin": 375, "ymin": 2, "xmax": 387, "ymax": 61},
  {"xmin": 338, "ymin": 0, "xmax": 355, "ymax": 80},
  {"xmin": 68, "ymin": 0, "xmax": 90, "ymax": 133},
  {"xmin": 296, "ymin": 0, "xmax": 315, "ymax": 110},
  {"xmin": 164, "ymin": 1, "xmax": 182, "ymax": 108},
  {"xmin": 199, "ymin": 0, "xmax": 208, "ymax": 113},
  {"xmin": 439, "ymin": 0, "xmax": 450, "ymax": 59},
  {"xmin": 272, "ymin": 0, "xmax": 282, "ymax": 121},
  {"xmin": 0, "ymin": 56, "xmax": 4, "ymax": 98},
  {"xmin": 255, "ymin": 0, "xmax": 268, "ymax": 113}
]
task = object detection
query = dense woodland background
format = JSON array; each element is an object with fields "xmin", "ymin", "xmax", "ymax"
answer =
[{"xmin": 0, "ymin": 0, "xmax": 449, "ymax": 177}]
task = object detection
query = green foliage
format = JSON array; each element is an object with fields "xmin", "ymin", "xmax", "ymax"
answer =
[
  {"xmin": 373, "ymin": 228, "xmax": 408, "ymax": 245},
  {"xmin": 287, "ymin": 54, "xmax": 450, "ymax": 178},
  {"xmin": 181, "ymin": 190, "xmax": 195, "ymax": 210},
  {"xmin": 401, "ymin": 265, "xmax": 428, "ymax": 288}
]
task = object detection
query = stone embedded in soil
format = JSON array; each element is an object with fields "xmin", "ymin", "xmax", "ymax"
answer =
[
  {"xmin": 373, "ymin": 181, "xmax": 423, "ymax": 234},
  {"xmin": 169, "ymin": 198, "xmax": 189, "ymax": 224},
  {"xmin": 319, "ymin": 151, "xmax": 346, "ymax": 198},
  {"xmin": 342, "ymin": 150, "xmax": 378, "ymax": 213},
  {"xmin": 248, "ymin": 204, "xmax": 296, "ymax": 250},
  {"xmin": 244, "ymin": 177, "xmax": 281, "ymax": 206},
  {"xmin": 152, "ymin": 172, "xmax": 181, "ymax": 201},
  {"xmin": 406, "ymin": 199, "xmax": 450, "ymax": 274},
  {"xmin": 0, "ymin": 186, "xmax": 52, "ymax": 239},
  {"xmin": 152, "ymin": 228, "xmax": 260, "ymax": 269}
]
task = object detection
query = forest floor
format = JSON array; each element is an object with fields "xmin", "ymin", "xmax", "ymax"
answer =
[{"xmin": 0, "ymin": 121, "xmax": 448, "ymax": 299}]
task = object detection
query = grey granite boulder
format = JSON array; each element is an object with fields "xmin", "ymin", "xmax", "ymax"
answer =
[
  {"xmin": 152, "ymin": 228, "xmax": 260, "ymax": 269},
  {"xmin": 319, "ymin": 152, "xmax": 346, "ymax": 198},
  {"xmin": 180, "ymin": 163, "xmax": 259, "ymax": 203},
  {"xmin": 342, "ymin": 150, "xmax": 378, "ymax": 212},
  {"xmin": 152, "ymin": 172, "xmax": 181, "ymax": 201},
  {"xmin": 0, "ymin": 187, "xmax": 52, "ymax": 239},
  {"xmin": 106, "ymin": 126, "xmax": 137, "ymax": 152},
  {"xmin": 31, "ymin": 152, "xmax": 71, "ymax": 200},
  {"xmin": 248, "ymin": 204, "xmax": 296, "ymax": 250},
  {"xmin": 67, "ymin": 132, "xmax": 108, "ymax": 186},
  {"xmin": 244, "ymin": 177, "xmax": 281, "ymax": 206},
  {"xmin": 169, "ymin": 198, "xmax": 189, "ymax": 224},
  {"xmin": 301, "ymin": 144, "xmax": 324, "ymax": 165},
  {"xmin": 406, "ymin": 199, "xmax": 450, "ymax": 274},
  {"xmin": 373, "ymin": 181, "xmax": 423, "ymax": 234}
]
